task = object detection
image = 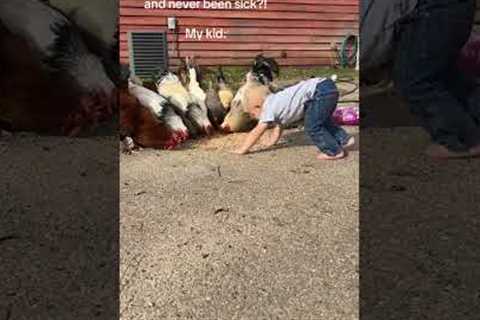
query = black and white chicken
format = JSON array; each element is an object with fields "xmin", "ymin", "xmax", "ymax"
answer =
[
  {"xmin": 251, "ymin": 54, "xmax": 280, "ymax": 86},
  {"xmin": 220, "ymin": 55, "xmax": 278, "ymax": 133},
  {"xmin": 156, "ymin": 70, "xmax": 211, "ymax": 136},
  {"xmin": 127, "ymin": 77, "xmax": 189, "ymax": 144}
]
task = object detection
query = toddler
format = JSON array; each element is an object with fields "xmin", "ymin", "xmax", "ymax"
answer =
[{"xmin": 234, "ymin": 77, "xmax": 354, "ymax": 160}]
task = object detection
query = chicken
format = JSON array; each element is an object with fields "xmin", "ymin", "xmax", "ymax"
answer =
[
  {"xmin": 155, "ymin": 71, "xmax": 200, "ymax": 137},
  {"xmin": 220, "ymin": 73, "xmax": 269, "ymax": 133},
  {"xmin": 176, "ymin": 59, "xmax": 189, "ymax": 87},
  {"xmin": 186, "ymin": 57, "xmax": 214, "ymax": 135},
  {"xmin": 0, "ymin": 0, "xmax": 115, "ymax": 136},
  {"xmin": 221, "ymin": 108, "xmax": 258, "ymax": 133},
  {"xmin": 120, "ymin": 88, "xmax": 183, "ymax": 151},
  {"xmin": 220, "ymin": 84, "xmax": 269, "ymax": 133},
  {"xmin": 128, "ymin": 77, "xmax": 165, "ymax": 116},
  {"xmin": 216, "ymin": 67, "xmax": 234, "ymax": 110},
  {"xmin": 127, "ymin": 77, "xmax": 189, "ymax": 142},
  {"xmin": 121, "ymin": 136, "xmax": 136, "ymax": 154},
  {"xmin": 156, "ymin": 71, "xmax": 192, "ymax": 114},
  {"xmin": 205, "ymin": 81, "xmax": 226, "ymax": 127},
  {"xmin": 220, "ymin": 66, "xmax": 272, "ymax": 133},
  {"xmin": 251, "ymin": 54, "xmax": 280, "ymax": 85}
]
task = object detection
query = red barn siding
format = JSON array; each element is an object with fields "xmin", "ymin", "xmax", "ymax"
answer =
[{"xmin": 119, "ymin": 0, "xmax": 358, "ymax": 67}]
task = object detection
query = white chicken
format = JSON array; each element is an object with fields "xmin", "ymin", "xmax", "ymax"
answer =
[
  {"xmin": 128, "ymin": 77, "xmax": 165, "ymax": 116},
  {"xmin": 162, "ymin": 105, "xmax": 190, "ymax": 142},
  {"xmin": 186, "ymin": 58, "xmax": 214, "ymax": 134},
  {"xmin": 156, "ymin": 72, "xmax": 192, "ymax": 114}
]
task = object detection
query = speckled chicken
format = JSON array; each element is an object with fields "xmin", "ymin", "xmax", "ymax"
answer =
[{"xmin": 220, "ymin": 55, "xmax": 279, "ymax": 133}]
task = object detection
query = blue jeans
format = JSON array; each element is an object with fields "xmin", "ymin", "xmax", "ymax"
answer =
[
  {"xmin": 393, "ymin": 0, "xmax": 480, "ymax": 151},
  {"xmin": 304, "ymin": 80, "xmax": 351, "ymax": 156}
]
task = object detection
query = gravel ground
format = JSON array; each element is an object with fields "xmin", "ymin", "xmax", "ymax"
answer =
[
  {"xmin": 120, "ymin": 127, "xmax": 359, "ymax": 320},
  {"xmin": 361, "ymin": 126, "xmax": 480, "ymax": 319}
]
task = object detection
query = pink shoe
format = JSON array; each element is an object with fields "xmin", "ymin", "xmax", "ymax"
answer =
[{"xmin": 333, "ymin": 106, "xmax": 359, "ymax": 126}]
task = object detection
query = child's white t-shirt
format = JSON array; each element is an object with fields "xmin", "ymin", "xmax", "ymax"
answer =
[{"xmin": 259, "ymin": 77, "xmax": 325, "ymax": 126}]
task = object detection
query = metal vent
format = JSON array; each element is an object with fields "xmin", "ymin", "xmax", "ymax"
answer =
[{"xmin": 128, "ymin": 31, "xmax": 168, "ymax": 79}]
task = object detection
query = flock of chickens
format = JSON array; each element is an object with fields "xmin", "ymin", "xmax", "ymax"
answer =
[{"xmin": 120, "ymin": 54, "xmax": 280, "ymax": 152}]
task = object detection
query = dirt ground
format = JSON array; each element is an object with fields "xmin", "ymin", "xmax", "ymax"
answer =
[
  {"xmin": 361, "ymin": 126, "xmax": 480, "ymax": 320},
  {"xmin": 120, "ymin": 126, "xmax": 359, "ymax": 320},
  {"xmin": 0, "ymin": 134, "xmax": 118, "ymax": 319}
]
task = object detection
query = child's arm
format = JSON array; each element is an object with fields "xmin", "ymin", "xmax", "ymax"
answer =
[
  {"xmin": 265, "ymin": 124, "xmax": 283, "ymax": 148},
  {"xmin": 233, "ymin": 122, "xmax": 269, "ymax": 154}
]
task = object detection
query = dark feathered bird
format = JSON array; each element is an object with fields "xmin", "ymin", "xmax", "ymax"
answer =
[
  {"xmin": 176, "ymin": 59, "xmax": 189, "ymax": 87},
  {"xmin": 251, "ymin": 54, "xmax": 280, "ymax": 85},
  {"xmin": 205, "ymin": 81, "xmax": 226, "ymax": 127}
]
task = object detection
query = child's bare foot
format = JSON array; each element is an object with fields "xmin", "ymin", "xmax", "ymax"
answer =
[
  {"xmin": 342, "ymin": 136, "xmax": 355, "ymax": 149},
  {"xmin": 317, "ymin": 150, "xmax": 345, "ymax": 160},
  {"xmin": 425, "ymin": 144, "xmax": 480, "ymax": 159}
]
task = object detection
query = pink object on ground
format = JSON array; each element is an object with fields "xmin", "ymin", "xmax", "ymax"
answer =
[{"xmin": 333, "ymin": 106, "xmax": 359, "ymax": 126}]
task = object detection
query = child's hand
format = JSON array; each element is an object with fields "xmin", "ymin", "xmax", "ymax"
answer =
[{"xmin": 232, "ymin": 122, "xmax": 269, "ymax": 155}]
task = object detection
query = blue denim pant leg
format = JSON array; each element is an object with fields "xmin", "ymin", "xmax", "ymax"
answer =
[
  {"xmin": 304, "ymin": 80, "xmax": 350, "ymax": 156},
  {"xmin": 393, "ymin": 0, "xmax": 480, "ymax": 151}
]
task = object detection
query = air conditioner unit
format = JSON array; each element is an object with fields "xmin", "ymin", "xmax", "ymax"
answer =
[{"xmin": 128, "ymin": 31, "xmax": 169, "ymax": 79}]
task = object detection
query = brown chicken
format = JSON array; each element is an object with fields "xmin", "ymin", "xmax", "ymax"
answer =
[{"xmin": 119, "ymin": 88, "xmax": 181, "ymax": 150}]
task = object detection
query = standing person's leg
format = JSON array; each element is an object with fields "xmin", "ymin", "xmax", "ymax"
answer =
[
  {"xmin": 393, "ymin": 0, "xmax": 480, "ymax": 157},
  {"xmin": 304, "ymin": 80, "xmax": 344, "ymax": 160}
]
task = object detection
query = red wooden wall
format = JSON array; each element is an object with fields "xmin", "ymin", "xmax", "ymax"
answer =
[{"xmin": 119, "ymin": 0, "xmax": 359, "ymax": 67}]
